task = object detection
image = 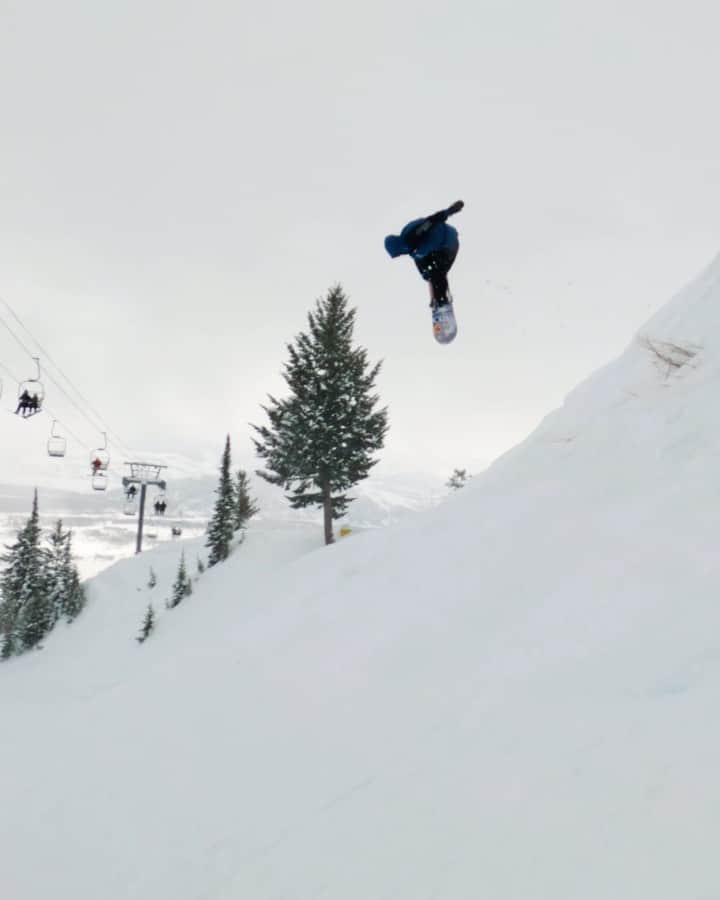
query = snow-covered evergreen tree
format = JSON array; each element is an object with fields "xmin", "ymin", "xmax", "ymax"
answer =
[
  {"xmin": 45, "ymin": 520, "xmax": 69, "ymax": 628},
  {"xmin": 43, "ymin": 521, "xmax": 86, "ymax": 626},
  {"xmin": 253, "ymin": 284, "xmax": 388, "ymax": 545},
  {"xmin": 147, "ymin": 567, "xmax": 157, "ymax": 589},
  {"xmin": 60, "ymin": 532, "xmax": 86, "ymax": 622},
  {"xmin": 167, "ymin": 552, "xmax": 191, "ymax": 609},
  {"xmin": 137, "ymin": 603, "xmax": 155, "ymax": 644},
  {"xmin": 233, "ymin": 469, "xmax": 259, "ymax": 531},
  {"xmin": 0, "ymin": 490, "xmax": 48, "ymax": 655},
  {"xmin": 447, "ymin": 468, "xmax": 470, "ymax": 490},
  {"xmin": 17, "ymin": 577, "xmax": 52, "ymax": 651},
  {"xmin": 196, "ymin": 556, "xmax": 205, "ymax": 575},
  {"xmin": 206, "ymin": 435, "xmax": 236, "ymax": 566},
  {"xmin": 44, "ymin": 520, "xmax": 84, "ymax": 623}
]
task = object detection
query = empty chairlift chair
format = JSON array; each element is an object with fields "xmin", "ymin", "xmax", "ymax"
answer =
[
  {"xmin": 92, "ymin": 471, "xmax": 108, "ymax": 491},
  {"xmin": 47, "ymin": 420, "xmax": 67, "ymax": 458}
]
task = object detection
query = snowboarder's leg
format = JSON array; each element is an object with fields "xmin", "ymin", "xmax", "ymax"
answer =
[
  {"xmin": 415, "ymin": 245, "xmax": 458, "ymax": 306},
  {"xmin": 429, "ymin": 270, "xmax": 450, "ymax": 305}
]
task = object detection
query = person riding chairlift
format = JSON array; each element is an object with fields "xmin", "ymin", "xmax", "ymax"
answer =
[{"xmin": 15, "ymin": 389, "xmax": 32, "ymax": 416}]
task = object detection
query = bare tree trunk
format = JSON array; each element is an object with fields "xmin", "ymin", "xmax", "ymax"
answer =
[{"xmin": 321, "ymin": 480, "xmax": 334, "ymax": 545}]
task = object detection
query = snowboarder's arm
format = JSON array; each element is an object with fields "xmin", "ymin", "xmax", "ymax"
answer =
[
  {"xmin": 404, "ymin": 201, "xmax": 464, "ymax": 250},
  {"xmin": 428, "ymin": 200, "xmax": 464, "ymax": 225}
]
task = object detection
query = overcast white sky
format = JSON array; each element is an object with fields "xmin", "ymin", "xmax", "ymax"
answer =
[{"xmin": 1, "ymin": 0, "xmax": 719, "ymax": 490}]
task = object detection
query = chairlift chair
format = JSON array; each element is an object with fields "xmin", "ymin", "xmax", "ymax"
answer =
[
  {"xmin": 123, "ymin": 482, "xmax": 138, "ymax": 516},
  {"xmin": 91, "ymin": 472, "xmax": 108, "ymax": 492},
  {"xmin": 47, "ymin": 420, "xmax": 67, "ymax": 458},
  {"xmin": 90, "ymin": 432, "xmax": 110, "ymax": 472},
  {"xmin": 17, "ymin": 357, "xmax": 45, "ymax": 418}
]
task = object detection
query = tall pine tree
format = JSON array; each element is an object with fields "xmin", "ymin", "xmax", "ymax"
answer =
[
  {"xmin": 0, "ymin": 490, "xmax": 48, "ymax": 656},
  {"xmin": 253, "ymin": 284, "xmax": 388, "ymax": 544},
  {"xmin": 233, "ymin": 469, "xmax": 259, "ymax": 531},
  {"xmin": 206, "ymin": 435, "xmax": 236, "ymax": 566}
]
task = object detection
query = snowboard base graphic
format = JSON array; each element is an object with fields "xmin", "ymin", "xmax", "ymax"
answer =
[{"xmin": 430, "ymin": 297, "xmax": 457, "ymax": 345}]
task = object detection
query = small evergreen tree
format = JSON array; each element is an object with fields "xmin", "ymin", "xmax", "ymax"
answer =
[
  {"xmin": 45, "ymin": 524, "xmax": 86, "ymax": 624},
  {"xmin": 147, "ymin": 567, "xmax": 157, "ymax": 589},
  {"xmin": 167, "ymin": 552, "xmax": 191, "ymax": 609},
  {"xmin": 137, "ymin": 603, "xmax": 155, "ymax": 643},
  {"xmin": 206, "ymin": 435, "xmax": 236, "ymax": 566},
  {"xmin": 44, "ymin": 520, "xmax": 84, "ymax": 625},
  {"xmin": 60, "ymin": 532, "xmax": 86, "ymax": 622},
  {"xmin": 233, "ymin": 469, "xmax": 259, "ymax": 531},
  {"xmin": 45, "ymin": 520, "xmax": 68, "ymax": 628},
  {"xmin": 0, "ymin": 490, "xmax": 49, "ymax": 655},
  {"xmin": 253, "ymin": 284, "xmax": 388, "ymax": 545},
  {"xmin": 447, "ymin": 468, "xmax": 470, "ymax": 490},
  {"xmin": 196, "ymin": 556, "xmax": 205, "ymax": 575}
]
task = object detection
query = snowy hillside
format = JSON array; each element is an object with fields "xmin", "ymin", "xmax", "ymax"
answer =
[
  {"xmin": 3, "ymin": 255, "xmax": 720, "ymax": 898},
  {"xmin": 0, "ymin": 470, "xmax": 447, "ymax": 579}
]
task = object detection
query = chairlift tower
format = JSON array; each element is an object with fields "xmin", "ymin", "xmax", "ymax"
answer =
[{"xmin": 122, "ymin": 462, "xmax": 168, "ymax": 554}]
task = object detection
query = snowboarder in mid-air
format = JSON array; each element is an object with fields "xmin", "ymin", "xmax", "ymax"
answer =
[
  {"xmin": 384, "ymin": 200, "xmax": 464, "ymax": 344},
  {"xmin": 384, "ymin": 200, "xmax": 463, "ymax": 306}
]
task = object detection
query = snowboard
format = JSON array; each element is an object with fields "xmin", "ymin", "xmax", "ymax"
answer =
[{"xmin": 430, "ymin": 291, "xmax": 458, "ymax": 345}]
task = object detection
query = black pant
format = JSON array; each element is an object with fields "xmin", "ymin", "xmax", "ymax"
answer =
[{"xmin": 414, "ymin": 246, "xmax": 458, "ymax": 300}]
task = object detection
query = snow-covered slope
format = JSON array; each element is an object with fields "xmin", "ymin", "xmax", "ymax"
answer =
[{"xmin": 3, "ymin": 255, "xmax": 720, "ymax": 899}]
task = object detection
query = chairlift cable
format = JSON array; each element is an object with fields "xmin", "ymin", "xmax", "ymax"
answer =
[
  {"xmin": 42, "ymin": 405, "xmax": 94, "ymax": 452},
  {"xmin": 0, "ymin": 297, "xmax": 134, "ymax": 457},
  {"xmin": 0, "ymin": 360, "xmax": 20, "ymax": 384},
  {"xmin": 0, "ymin": 308, "xmax": 133, "ymax": 457},
  {"xmin": 0, "ymin": 295, "xmax": 133, "ymax": 456},
  {"xmin": 0, "ymin": 308, "xmax": 38, "ymax": 361},
  {"xmin": 1, "ymin": 356, "xmax": 94, "ymax": 450}
]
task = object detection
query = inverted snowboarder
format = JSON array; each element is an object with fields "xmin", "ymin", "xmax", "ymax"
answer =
[{"xmin": 384, "ymin": 200, "xmax": 464, "ymax": 344}]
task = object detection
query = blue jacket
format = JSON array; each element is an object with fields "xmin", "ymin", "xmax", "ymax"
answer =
[{"xmin": 385, "ymin": 219, "xmax": 459, "ymax": 260}]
